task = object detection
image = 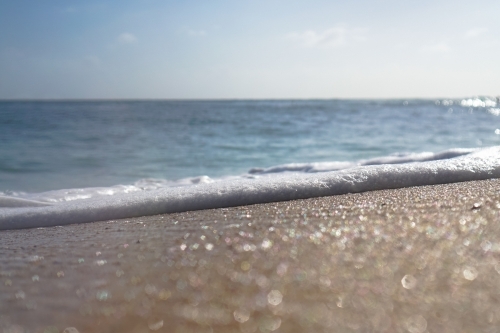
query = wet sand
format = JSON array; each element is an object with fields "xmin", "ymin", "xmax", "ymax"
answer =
[{"xmin": 2, "ymin": 179, "xmax": 500, "ymax": 333}]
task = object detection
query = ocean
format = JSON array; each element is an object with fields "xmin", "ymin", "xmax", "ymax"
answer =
[{"xmin": 1, "ymin": 98, "xmax": 500, "ymax": 229}]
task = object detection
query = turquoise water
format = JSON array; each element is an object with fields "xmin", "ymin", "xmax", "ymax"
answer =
[{"xmin": 1, "ymin": 98, "xmax": 499, "ymax": 193}]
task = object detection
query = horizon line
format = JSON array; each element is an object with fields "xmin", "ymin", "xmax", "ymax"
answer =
[{"xmin": 1, "ymin": 96, "xmax": 498, "ymax": 102}]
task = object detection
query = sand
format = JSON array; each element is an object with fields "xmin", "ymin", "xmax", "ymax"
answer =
[{"xmin": 2, "ymin": 179, "xmax": 500, "ymax": 333}]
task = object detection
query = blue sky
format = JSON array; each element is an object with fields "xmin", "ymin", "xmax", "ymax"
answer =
[{"xmin": 1, "ymin": 0, "xmax": 499, "ymax": 99}]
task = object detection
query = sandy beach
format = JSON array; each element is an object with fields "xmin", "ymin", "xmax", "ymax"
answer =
[{"xmin": 2, "ymin": 179, "xmax": 500, "ymax": 332}]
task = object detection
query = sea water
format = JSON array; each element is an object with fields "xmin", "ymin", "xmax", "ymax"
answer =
[{"xmin": 1, "ymin": 98, "xmax": 500, "ymax": 229}]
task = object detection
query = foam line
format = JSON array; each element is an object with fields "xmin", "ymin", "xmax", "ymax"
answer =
[
  {"xmin": 1, "ymin": 147, "xmax": 499, "ymax": 230},
  {"xmin": 7, "ymin": 148, "xmax": 478, "ymax": 204},
  {"xmin": 0, "ymin": 196, "xmax": 53, "ymax": 208}
]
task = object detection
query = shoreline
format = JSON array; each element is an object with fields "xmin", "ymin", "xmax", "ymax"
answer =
[
  {"xmin": 3, "ymin": 144, "xmax": 500, "ymax": 231},
  {"xmin": 2, "ymin": 179, "xmax": 500, "ymax": 332}
]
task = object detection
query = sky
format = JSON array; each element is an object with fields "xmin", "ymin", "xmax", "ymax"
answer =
[{"xmin": 0, "ymin": 0, "xmax": 499, "ymax": 99}]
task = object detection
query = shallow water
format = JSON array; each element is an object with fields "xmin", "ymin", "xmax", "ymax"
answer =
[{"xmin": 2, "ymin": 146, "xmax": 500, "ymax": 229}]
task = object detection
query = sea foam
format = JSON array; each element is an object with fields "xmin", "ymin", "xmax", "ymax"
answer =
[{"xmin": 1, "ymin": 146, "xmax": 499, "ymax": 230}]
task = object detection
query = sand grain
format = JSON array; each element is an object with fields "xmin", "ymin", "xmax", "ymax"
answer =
[{"xmin": 2, "ymin": 179, "xmax": 500, "ymax": 332}]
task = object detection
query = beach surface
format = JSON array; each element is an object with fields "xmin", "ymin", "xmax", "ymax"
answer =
[{"xmin": 2, "ymin": 179, "xmax": 500, "ymax": 333}]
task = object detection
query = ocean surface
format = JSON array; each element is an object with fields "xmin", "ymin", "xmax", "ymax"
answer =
[{"xmin": 1, "ymin": 98, "xmax": 500, "ymax": 229}]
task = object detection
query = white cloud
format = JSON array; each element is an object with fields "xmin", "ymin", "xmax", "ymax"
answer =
[
  {"xmin": 188, "ymin": 29, "xmax": 207, "ymax": 37},
  {"xmin": 118, "ymin": 33, "xmax": 138, "ymax": 44},
  {"xmin": 83, "ymin": 56, "xmax": 101, "ymax": 67},
  {"xmin": 286, "ymin": 27, "xmax": 365, "ymax": 48},
  {"xmin": 464, "ymin": 27, "xmax": 488, "ymax": 39},
  {"xmin": 421, "ymin": 43, "xmax": 450, "ymax": 54}
]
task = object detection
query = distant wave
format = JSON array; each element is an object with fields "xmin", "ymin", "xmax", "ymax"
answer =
[
  {"xmin": 0, "ymin": 146, "xmax": 498, "ymax": 230},
  {"xmin": 249, "ymin": 148, "xmax": 475, "ymax": 174}
]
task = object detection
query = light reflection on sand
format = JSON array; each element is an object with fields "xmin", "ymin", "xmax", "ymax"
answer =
[{"xmin": 2, "ymin": 179, "xmax": 500, "ymax": 332}]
